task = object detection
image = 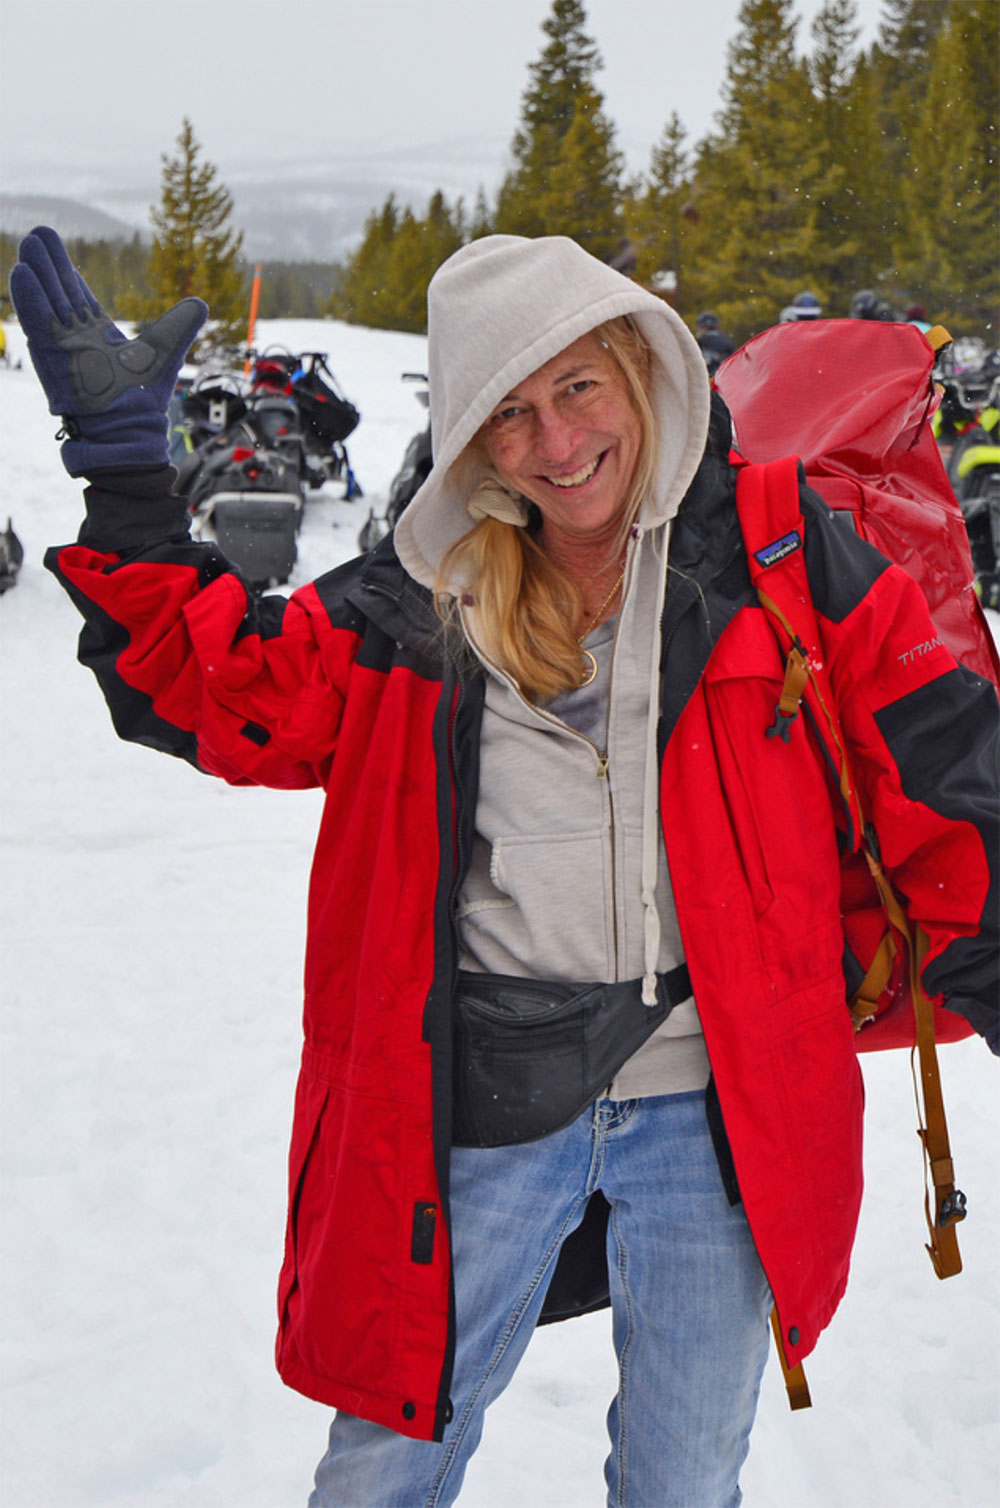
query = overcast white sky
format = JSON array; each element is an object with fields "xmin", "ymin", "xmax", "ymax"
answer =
[{"xmin": 2, "ymin": 0, "xmax": 886, "ymax": 198}]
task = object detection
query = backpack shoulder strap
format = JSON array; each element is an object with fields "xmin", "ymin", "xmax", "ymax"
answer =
[
  {"xmin": 734, "ymin": 455, "xmax": 965, "ymax": 1283},
  {"xmin": 733, "ymin": 456, "xmax": 865, "ymax": 845}
]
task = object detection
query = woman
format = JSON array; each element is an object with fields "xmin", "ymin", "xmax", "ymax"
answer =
[{"xmin": 11, "ymin": 228, "xmax": 998, "ymax": 1507}]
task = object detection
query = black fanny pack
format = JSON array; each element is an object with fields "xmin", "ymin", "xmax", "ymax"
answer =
[{"xmin": 452, "ymin": 963, "xmax": 692, "ymax": 1148}]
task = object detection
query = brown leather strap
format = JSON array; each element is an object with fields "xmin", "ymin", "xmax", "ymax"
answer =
[
  {"xmin": 910, "ymin": 925, "xmax": 966, "ymax": 1278},
  {"xmin": 770, "ymin": 1307, "xmax": 812, "ymax": 1410},
  {"xmin": 757, "ymin": 589, "xmax": 860, "ymax": 825},
  {"xmin": 863, "ymin": 848, "xmax": 965, "ymax": 1277},
  {"xmin": 775, "ymin": 641, "xmax": 810, "ymax": 720},
  {"xmin": 741, "ymin": 460, "xmax": 966, "ymax": 1283},
  {"xmin": 849, "ymin": 929, "xmax": 898, "ymax": 1029}
]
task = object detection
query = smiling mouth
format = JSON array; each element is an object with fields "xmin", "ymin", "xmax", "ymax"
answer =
[{"xmin": 543, "ymin": 453, "xmax": 604, "ymax": 488}]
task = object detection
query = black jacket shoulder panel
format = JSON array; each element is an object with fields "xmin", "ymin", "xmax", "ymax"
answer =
[
  {"xmin": 660, "ymin": 448, "xmax": 755, "ymax": 746},
  {"xmin": 876, "ymin": 667, "xmax": 999, "ymax": 1033},
  {"xmin": 799, "ymin": 485, "xmax": 890, "ymax": 625},
  {"xmin": 310, "ymin": 533, "xmax": 460, "ymax": 683},
  {"xmin": 309, "ymin": 548, "xmax": 374, "ymax": 635}
]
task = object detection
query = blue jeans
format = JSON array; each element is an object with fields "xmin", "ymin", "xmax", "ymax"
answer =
[{"xmin": 309, "ymin": 1091, "xmax": 772, "ymax": 1507}]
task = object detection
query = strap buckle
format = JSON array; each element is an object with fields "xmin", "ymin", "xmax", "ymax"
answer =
[
  {"xmin": 766, "ymin": 637, "xmax": 809, "ymax": 741},
  {"xmin": 938, "ymin": 1188, "xmax": 968, "ymax": 1229}
]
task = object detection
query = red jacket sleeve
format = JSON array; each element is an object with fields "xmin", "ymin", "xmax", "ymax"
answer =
[{"xmin": 45, "ymin": 479, "xmax": 363, "ymax": 790}]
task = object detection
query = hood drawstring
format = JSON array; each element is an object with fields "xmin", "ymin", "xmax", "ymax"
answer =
[{"xmin": 639, "ymin": 520, "xmax": 673, "ymax": 1005}]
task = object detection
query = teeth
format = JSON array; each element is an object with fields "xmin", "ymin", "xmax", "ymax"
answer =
[{"xmin": 545, "ymin": 457, "xmax": 600, "ymax": 488}]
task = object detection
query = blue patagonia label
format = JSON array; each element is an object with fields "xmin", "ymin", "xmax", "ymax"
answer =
[{"xmin": 755, "ymin": 531, "xmax": 802, "ymax": 569}]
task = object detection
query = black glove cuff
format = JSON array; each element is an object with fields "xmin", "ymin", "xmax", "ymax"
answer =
[
  {"xmin": 83, "ymin": 464, "xmax": 178, "ymax": 498},
  {"xmin": 79, "ymin": 467, "xmax": 192, "ymax": 554}
]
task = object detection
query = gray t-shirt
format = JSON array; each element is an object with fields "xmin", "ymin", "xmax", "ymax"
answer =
[{"xmin": 544, "ymin": 616, "xmax": 617, "ymax": 744}]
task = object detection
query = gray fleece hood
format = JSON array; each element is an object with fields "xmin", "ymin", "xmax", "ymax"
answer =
[{"xmin": 394, "ymin": 235, "xmax": 711, "ymax": 590}]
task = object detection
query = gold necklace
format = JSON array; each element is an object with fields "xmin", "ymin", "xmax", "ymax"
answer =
[{"xmin": 578, "ymin": 566, "xmax": 625, "ymax": 687}]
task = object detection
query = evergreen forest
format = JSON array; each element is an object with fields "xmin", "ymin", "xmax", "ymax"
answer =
[
  {"xmin": 334, "ymin": 0, "xmax": 1000, "ymax": 342},
  {"xmin": 2, "ymin": 0, "xmax": 996, "ymax": 346}
]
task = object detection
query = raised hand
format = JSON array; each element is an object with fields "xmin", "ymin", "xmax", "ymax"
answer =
[{"xmin": 10, "ymin": 225, "xmax": 208, "ymax": 476}]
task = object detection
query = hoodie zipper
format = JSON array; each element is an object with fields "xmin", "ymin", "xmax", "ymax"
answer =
[
  {"xmin": 515, "ymin": 697, "xmax": 620, "ymax": 977},
  {"xmin": 458, "ymin": 544, "xmax": 636, "ymax": 981},
  {"xmin": 597, "ymin": 592, "xmax": 628, "ymax": 976}
]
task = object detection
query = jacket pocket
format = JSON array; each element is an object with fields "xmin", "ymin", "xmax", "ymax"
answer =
[
  {"xmin": 275, "ymin": 1068, "xmax": 412, "ymax": 1392},
  {"xmin": 277, "ymin": 1071, "xmax": 330, "ymax": 1336},
  {"xmin": 702, "ymin": 615, "xmax": 839, "ymax": 920}
]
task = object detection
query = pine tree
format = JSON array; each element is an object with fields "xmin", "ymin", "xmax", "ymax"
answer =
[
  {"xmin": 874, "ymin": 0, "xmax": 947, "ymax": 93},
  {"xmin": 626, "ymin": 113, "xmax": 693, "ymax": 295},
  {"xmin": 330, "ymin": 194, "xmax": 402, "ymax": 329},
  {"xmin": 119, "ymin": 233, "xmax": 153, "ymax": 313},
  {"xmin": 255, "ymin": 261, "xmax": 338, "ymax": 318},
  {"xmin": 530, "ymin": 88, "xmax": 625, "ymax": 258},
  {"xmin": 331, "ymin": 190, "xmax": 465, "ymax": 333},
  {"xmin": 383, "ymin": 192, "xmax": 465, "ymax": 333},
  {"xmin": 892, "ymin": 7, "xmax": 999, "ymax": 332},
  {"xmin": 869, "ymin": 0, "xmax": 948, "ymax": 175},
  {"xmin": 716, "ymin": 0, "xmax": 801, "ymax": 137},
  {"xmin": 810, "ymin": 0, "xmax": 860, "ymax": 103},
  {"xmin": 468, "ymin": 187, "xmax": 494, "ymax": 241},
  {"xmin": 952, "ymin": 0, "xmax": 999, "ymax": 240},
  {"xmin": 682, "ymin": 0, "xmax": 838, "ymax": 338},
  {"xmin": 824, "ymin": 50, "xmax": 902, "ymax": 309},
  {"xmin": 804, "ymin": 0, "xmax": 885, "ymax": 310},
  {"xmin": 133, "ymin": 119, "xmax": 247, "ymax": 359},
  {"xmin": 494, "ymin": 0, "xmax": 623, "ymax": 249}
]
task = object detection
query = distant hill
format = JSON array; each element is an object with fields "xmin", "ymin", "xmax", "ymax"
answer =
[
  {"xmin": 0, "ymin": 194, "xmax": 146, "ymax": 244},
  {"xmin": 0, "ymin": 182, "xmax": 401, "ymax": 264},
  {"xmin": 1, "ymin": 138, "xmax": 509, "ymax": 263},
  {"xmin": 0, "ymin": 183, "xmax": 389, "ymax": 263}
]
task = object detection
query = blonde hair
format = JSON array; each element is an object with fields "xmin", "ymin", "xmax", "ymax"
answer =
[{"xmin": 437, "ymin": 316, "xmax": 658, "ymax": 702}]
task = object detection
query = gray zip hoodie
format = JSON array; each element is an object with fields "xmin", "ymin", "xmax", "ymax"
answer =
[{"xmin": 394, "ymin": 236, "xmax": 715, "ymax": 1097}]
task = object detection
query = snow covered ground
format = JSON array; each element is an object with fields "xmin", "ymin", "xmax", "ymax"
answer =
[{"xmin": 1, "ymin": 313, "xmax": 997, "ymax": 1508}]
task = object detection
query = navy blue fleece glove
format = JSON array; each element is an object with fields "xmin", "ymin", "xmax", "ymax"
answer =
[{"xmin": 9, "ymin": 225, "xmax": 207, "ymax": 477}]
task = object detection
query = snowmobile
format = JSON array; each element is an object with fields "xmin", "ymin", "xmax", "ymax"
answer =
[
  {"xmin": 0, "ymin": 518, "xmax": 24, "ymax": 593},
  {"xmin": 933, "ymin": 340, "xmax": 1000, "ymax": 610},
  {"xmin": 249, "ymin": 347, "xmax": 362, "ymax": 499},
  {"xmin": 174, "ymin": 371, "xmax": 305, "ymax": 592},
  {"xmin": 358, "ymin": 373, "xmax": 431, "ymax": 553}
]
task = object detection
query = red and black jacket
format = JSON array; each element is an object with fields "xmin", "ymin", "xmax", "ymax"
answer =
[{"xmin": 46, "ymin": 429, "xmax": 998, "ymax": 1440}]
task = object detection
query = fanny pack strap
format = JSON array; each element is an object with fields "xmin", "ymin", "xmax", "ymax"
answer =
[
  {"xmin": 648, "ymin": 961, "xmax": 692, "ymax": 1012},
  {"xmin": 454, "ymin": 962, "xmax": 692, "ymax": 1015},
  {"xmin": 452, "ymin": 962, "xmax": 694, "ymax": 1149}
]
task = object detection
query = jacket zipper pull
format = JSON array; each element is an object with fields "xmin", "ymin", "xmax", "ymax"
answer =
[{"xmin": 595, "ymin": 754, "xmax": 609, "ymax": 779}]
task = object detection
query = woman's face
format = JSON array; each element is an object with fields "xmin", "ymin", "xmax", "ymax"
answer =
[{"xmin": 479, "ymin": 332, "xmax": 642, "ymax": 543}]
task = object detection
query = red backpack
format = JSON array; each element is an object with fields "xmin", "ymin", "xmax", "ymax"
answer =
[
  {"xmin": 717, "ymin": 318, "xmax": 998, "ymax": 680},
  {"xmin": 715, "ymin": 320, "xmax": 999, "ymax": 1295}
]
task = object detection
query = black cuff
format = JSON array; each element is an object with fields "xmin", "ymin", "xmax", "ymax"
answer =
[
  {"xmin": 83, "ymin": 464, "xmax": 178, "ymax": 498},
  {"xmin": 79, "ymin": 468, "xmax": 192, "ymax": 554},
  {"xmin": 941, "ymin": 995, "xmax": 1000, "ymax": 1056}
]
